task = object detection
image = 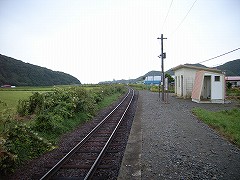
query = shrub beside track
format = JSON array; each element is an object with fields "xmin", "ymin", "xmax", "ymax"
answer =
[{"xmin": 0, "ymin": 85, "xmax": 125, "ymax": 175}]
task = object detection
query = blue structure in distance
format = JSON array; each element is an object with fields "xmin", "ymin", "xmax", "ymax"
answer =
[{"xmin": 144, "ymin": 76, "xmax": 161, "ymax": 85}]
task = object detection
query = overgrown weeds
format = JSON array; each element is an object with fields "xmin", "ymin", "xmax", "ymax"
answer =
[{"xmin": 0, "ymin": 85, "xmax": 125, "ymax": 175}]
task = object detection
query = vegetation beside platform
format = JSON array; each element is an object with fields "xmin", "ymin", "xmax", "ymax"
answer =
[
  {"xmin": 192, "ymin": 108, "xmax": 240, "ymax": 148},
  {"xmin": 226, "ymin": 87, "xmax": 240, "ymax": 97},
  {"xmin": 0, "ymin": 85, "xmax": 125, "ymax": 175}
]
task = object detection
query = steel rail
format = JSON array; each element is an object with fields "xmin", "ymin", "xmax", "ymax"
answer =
[
  {"xmin": 84, "ymin": 88, "xmax": 134, "ymax": 179},
  {"xmin": 40, "ymin": 88, "xmax": 132, "ymax": 180}
]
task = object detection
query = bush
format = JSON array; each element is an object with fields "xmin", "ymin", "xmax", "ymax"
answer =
[
  {"xmin": 20, "ymin": 86, "xmax": 125, "ymax": 117},
  {"xmin": 17, "ymin": 92, "xmax": 44, "ymax": 116},
  {"xmin": 150, "ymin": 85, "xmax": 160, "ymax": 92},
  {"xmin": 226, "ymin": 82, "xmax": 232, "ymax": 89},
  {"xmin": 226, "ymin": 87, "xmax": 240, "ymax": 97},
  {"xmin": 92, "ymin": 91, "xmax": 103, "ymax": 104},
  {"xmin": 1, "ymin": 124, "xmax": 54, "ymax": 175},
  {"xmin": 17, "ymin": 99, "xmax": 30, "ymax": 116},
  {"xmin": 16, "ymin": 87, "xmax": 99, "ymax": 132},
  {"xmin": 0, "ymin": 136, "xmax": 17, "ymax": 174},
  {"xmin": 28, "ymin": 92, "xmax": 44, "ymax": 114},
  {"xmin": 34, "ymin": 114, "xmax": 52, "ymax": 131}
]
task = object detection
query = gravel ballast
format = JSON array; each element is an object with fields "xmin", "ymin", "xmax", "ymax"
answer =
[{"xmin": 140, "ymin": 91, "xmax": 240, "ymax": 179}]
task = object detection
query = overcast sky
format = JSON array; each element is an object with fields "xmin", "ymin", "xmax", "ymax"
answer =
[{"xmin": 0, "ymin": 0, "xmax": 239, "ymax": 84}]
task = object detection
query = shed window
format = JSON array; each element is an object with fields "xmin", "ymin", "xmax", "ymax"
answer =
[{"xmin": 215, "ymin": 76, "xmax": 220, "ymax": 81}]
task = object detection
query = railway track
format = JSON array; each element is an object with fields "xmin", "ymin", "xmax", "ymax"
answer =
[{"xmin": 40, "ymin": 88, "xmax": 135, "ymax": 180}]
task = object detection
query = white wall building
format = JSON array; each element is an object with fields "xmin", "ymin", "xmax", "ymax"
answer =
[{"xmin": 172, "ymin": 65, "xmax": 225, "ymax": 103}]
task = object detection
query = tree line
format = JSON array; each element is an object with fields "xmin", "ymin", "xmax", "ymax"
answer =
[{"xmin": 0, "ymin": 54, "xmax": 81, "ymax": 86}]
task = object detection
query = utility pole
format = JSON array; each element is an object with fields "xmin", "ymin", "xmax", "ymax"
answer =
[{"xmin": 157, "ymin": 34, "xmax": 167, "ymax": 102}]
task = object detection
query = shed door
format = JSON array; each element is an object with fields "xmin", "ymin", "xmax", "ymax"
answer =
[
  {"xmin": 212, "ymin": 75, "xmax": 223, "ymax": 99},
  {"xmin": 202, "ymin": 76, "xmax": 211, "ymax": 99}
]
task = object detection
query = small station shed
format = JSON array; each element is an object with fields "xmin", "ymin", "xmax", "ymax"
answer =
[{"xmin": 172, "ymin": 64, "xmax": 225, "ymax": 103}]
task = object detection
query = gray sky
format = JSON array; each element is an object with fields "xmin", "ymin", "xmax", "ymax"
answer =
[{"xmin": 0, "ymin": 0, "xmax": 240, "ymax": 84}]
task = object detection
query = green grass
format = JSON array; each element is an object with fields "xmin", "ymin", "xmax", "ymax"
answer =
[
  {"xmin": 0, "ymin": 86, "xmax": 56, "ymax": 115},
  {"xmin": 192, "ymin": 108, "xmax": 240, "ymax": 148},
  {"xmin": 129, "ymin": 84, "xmax": 147, "ymax": 90},
  {"xmin": 0, "ymin": 86, "xmax": 54, "ymax": 91},
  {"xmin": 97, "ymin": 92, "xmax": 122, "ymax": 110},
  {"xmin": 0, "ymin": 91, "xmax": 36, "ymax": 134},
  {"xmin": 0, "ymin": 85, "xmax": 99, "ymax": 92},
  {"xmin": 0, "ymin": 91, "xmax": 33, "ymax": 113},
  {"xmin": 36, "ymin": 112, "xmax": 89, "ymax": 144}
]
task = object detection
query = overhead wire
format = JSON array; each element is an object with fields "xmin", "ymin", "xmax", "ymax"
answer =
[
  {"xmin": 170, "ymin": 0, "xmax": 198, "ymax": 36},
  {"xmin": 161, "ymin": 0, "xmax": 173, "ymax": 33},
  {"xmin": 158, "ymin": 0, "xmax": 173, "ymax": 54},
  {"xmin": 159, "ymin": 1, "xmax": 238, "ymax": 69},
  {"xmin": 198, "ymin": 47, "xmax": 240, "ymax": 64}
]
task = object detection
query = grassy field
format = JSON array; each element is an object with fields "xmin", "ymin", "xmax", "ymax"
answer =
[
  {"xmin": 0, "ymin": 91, "xmax": 34, "ymax": 114},
  {"xmin": 0, "ymin": 86, "xmax": 54, "ymax": 116},
  {"xmin": 192, "ymin": 108, "xmax": 240, "ymax": 148},
  {"xmin": 0, "ymin": 86, "xmax": 54, "ymax": 91},
  {"xmin": 0, "ymin": 85, "xmax": 101, "ymax": 114}
]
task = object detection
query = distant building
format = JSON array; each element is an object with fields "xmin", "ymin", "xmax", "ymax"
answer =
[
  {"xmin": 225, "ymin": 76, "xmax": 240, "ymax": 87},
  {"xmin": 144, "ymin": 76, "xmax": 161, "ymax": 85},
  {"xmin": 172, "ymin": 64, "xmax": 225, "ymax": 103},
  {"xmin": 0, "ymin": 85, "xmax": 16, "ymax": 88},
  {"xmin": 1, "ymin": 85, "xmax": 11, "ymax": 88}
]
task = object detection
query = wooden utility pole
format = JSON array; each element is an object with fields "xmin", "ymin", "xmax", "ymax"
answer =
[{"xmin": 157, "ymin": 34, "xmax": 167, "ymax": 101}]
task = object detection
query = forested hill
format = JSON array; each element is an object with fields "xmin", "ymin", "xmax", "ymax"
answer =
[
  {"xmin": 216, "ymin": 59, "xmax": 240, "ymax": 76},
  {"xmin": 0, "ymin": 54, "xmax": 81, "ymax": 86}
]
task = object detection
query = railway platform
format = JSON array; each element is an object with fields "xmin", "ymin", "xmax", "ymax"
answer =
[{"xmin": 118, "ymin": 90, "xmax": 240, "ymax": 179}]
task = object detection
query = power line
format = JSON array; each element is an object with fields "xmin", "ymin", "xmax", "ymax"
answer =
[
  {"xmin": 171, "ymin": 0, "xmax": 197, "ymax": 35},
  {"xmin": 198, "ymin": 47, "xmax": 240, "ymax": 64},
  {"xmin": 162, "ymin": 0, "xmax": 173, "ymax": 32}
]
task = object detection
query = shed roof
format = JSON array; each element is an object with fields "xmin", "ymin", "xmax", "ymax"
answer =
[
  {"xmin": 225, "ymin": 76, "xmax": 240, "ymax": 81},
  {"xmin": 171, "ymin": 64, "xmax": 222, "ymax": 74}
]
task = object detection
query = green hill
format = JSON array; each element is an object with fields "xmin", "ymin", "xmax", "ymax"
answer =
[
  {"xmin": 215, "ymin": 59, "xmax": 240, "ymax": 76},
  {"xmin": 0, "ymin": 54, "xmax": 81, "ymax": 86}
]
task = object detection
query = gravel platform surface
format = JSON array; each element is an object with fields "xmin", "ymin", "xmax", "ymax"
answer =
[{"xmin": 140, "ymin": 91, "xmax": 240, "ymax": 179}]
